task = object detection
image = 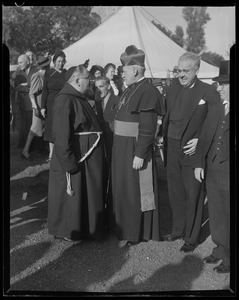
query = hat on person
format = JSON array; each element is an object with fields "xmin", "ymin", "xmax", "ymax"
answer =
[
  {"xmin": 120, "ymin": 45, "xmax": 145, "ymax": 68},
  {"xmin": 65, "ymin": 66, "xmax": 77, "ymax": 81},
  {"xmin": 37, "ymin": 56, "xmax": 51, "ymax": 67},
  {"xmin": 53, "ymin": 50, "xmax": 66, "ymax": 63},
  {"xmin": 212, "ymin": 60, "xmax": 230, "ymax": 83}
]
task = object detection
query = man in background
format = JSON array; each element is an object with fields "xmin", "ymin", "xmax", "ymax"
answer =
[
  {"xmin": 194, "ymin": 60, "xmax": 230, "ymax": 274},
  {"xmin": 95, "ymin": 76, "xmax": 119, "ymax": 232},
  {"xmin": 12, "ymin": 54, "xmax": 38, "ymax": 148},
  {"xmin": 25, "ymin": 50, "xmax": 36, "ymax": 67}
]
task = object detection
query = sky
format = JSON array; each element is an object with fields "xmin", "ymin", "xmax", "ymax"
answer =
[{"xmin": 142, "ymin": 6, "xmax": 235, "ymax": 59}]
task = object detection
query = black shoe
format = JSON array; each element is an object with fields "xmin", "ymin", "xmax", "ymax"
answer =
[
  {"xmin": 162, "ymin": 233, "xmax": 184, "ymax": 242},
  {"xmin": 203, "ymin": 255, "xmax": 221, "ymax": 264},
  {"xmin": 54, "ymin": 236, "xmax": 79, "ymax": 243},
  {"xmin": 180, "ymin": 242, "xmax": 197, "ymax": 253},
  {"xmin": 214, "ymin": 263, "xmax": 230, "ymax": 274},
  {"xmin": 21, "ymin": 151, "xmax": 31, "ymax": 161},
  {"xmin": 126, "ymin": 241, "xmax": 141, "ymax": 246}
]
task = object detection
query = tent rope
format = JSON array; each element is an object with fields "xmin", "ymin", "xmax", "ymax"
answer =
[{"xmin": 132, "ymin": 6, "xmax": 154, "ymax": 79}]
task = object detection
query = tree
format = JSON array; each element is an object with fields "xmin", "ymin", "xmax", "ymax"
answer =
[
  {"xmin": 50, "ymin": 6, "xmax": 100, "ymax": 48},
  {"xmin": 2, "ymin": 6, "xmax": 101, "ymax": 60},
  {"xmin": 152, "ymin": 20, "xmax": 184, "ymax": 48},
  {"xmin": 201, "ymin": 51, "xmax": 225, "ymax": 67},
  {"xmin": 182, "ymin": 7, "xmax": 211, "ymax": 54},
  {"xmin": 3, "ymin": 6, "xmax": 62, "ymax": 57},
  {"xmin": 226, "ymin": 42, "xmax": 235, "ymax": 58},
  {"xmin": 173, "ymin": 26, "xmax": 184, "ymax": 48},
  {"xmin": 91, "ymin": 12, "xmax": 101, "ymax": 25}
]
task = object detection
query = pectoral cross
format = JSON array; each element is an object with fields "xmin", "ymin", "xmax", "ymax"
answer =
[{"xmin": 118, "ymin": 97, "xmax": 126, "ymax": 110}]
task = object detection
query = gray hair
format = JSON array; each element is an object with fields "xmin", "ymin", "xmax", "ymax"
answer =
[
  {"xmin": 68, "ymin": 65, "xmax": 88, "ymax": 83},
  {"xmin": 127, "ymin": 64, "xmax": 146, "ymax": 75},
  {"xmin": 94, "ymin": 76, "xmax": 110, "ymax": 85},
  {"xmin": 179, "ymin": 52, "xmax": 201, "ymax": 69}
]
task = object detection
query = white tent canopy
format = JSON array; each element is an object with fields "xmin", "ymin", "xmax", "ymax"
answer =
[{"xmin": 62, "ymin": 6, "xmax": 219, "ymax": 79}]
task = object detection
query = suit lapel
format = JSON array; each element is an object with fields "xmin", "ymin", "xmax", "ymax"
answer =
[
  {"xmin": 203, "ymin": 101, "xmax": 223, "ymax": 145},
  {"xmin": 223, "ymin": 111, "xmax": 229, "ymax": 132},
  {"xmin": 180, "ymin": 79, "xmax": 207, "ymax": 134}
]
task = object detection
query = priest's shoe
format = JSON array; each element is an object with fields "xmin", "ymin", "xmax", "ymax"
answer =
[
  {"xmin": 213, "ymin": 263, "xmax": 230, "ymax": 274},
  {"xmin": 180, "ymin": 242, "xmax": 197, "ymax": 253},
  {"xmin": 203, "ymin": 255, "xmax": 221, "ymax": 264},
  {"xmin": 126, "ymin": 241, "xmax": 141, "ymax": 246},
  {"xmin": 162, "ymin": 233, "xmax": 184, "ymax": 242}
]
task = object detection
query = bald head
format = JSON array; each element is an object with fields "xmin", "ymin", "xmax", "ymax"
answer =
[{"xmin": 18, "ymin": 54, "xmax": 30, "ymax": 71}]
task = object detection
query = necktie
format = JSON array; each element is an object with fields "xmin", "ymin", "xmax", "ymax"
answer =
[{"xmin": 224, "ymin": 101, "xmax": 229, "ymax": 116}]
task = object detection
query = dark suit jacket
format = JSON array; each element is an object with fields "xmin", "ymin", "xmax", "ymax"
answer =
[
  {"xmin": 162, "ymin": 77, "xmax": 221, "ymax": 166},
  {"xmin": 95, "ymin": 93, "xmax": 119, "ymax": 131},
  {"xmin": 13, "ymin": 65, "xmax": 38, "ymax": 111},
  {"xmin": 95, "ymin": 93, "xmax": 119, "ymax": 160},
  {"xmin": 192, "ymin": 102, "xmax": 229, "ymax": 169}
]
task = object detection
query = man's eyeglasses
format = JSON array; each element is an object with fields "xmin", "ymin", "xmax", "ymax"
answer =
[{"xmin": 177, "ymin": 68, "xmax": 197, "ymax": 74}]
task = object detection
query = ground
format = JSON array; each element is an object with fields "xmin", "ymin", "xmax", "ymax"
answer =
[{"xmin": 5, "ymin": 130, "xmax": 234, "ymax": 296}]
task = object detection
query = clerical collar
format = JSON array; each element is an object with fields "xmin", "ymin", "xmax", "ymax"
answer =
[
  {"xmin": 183, "ymin": 80, "xmax": 196, "ymax": 89},
  {"xmin": 136, "ymin": 76, "xmax": 145, "ymax": 83},
  {"xmin": 129, "ymin": 77, "xmax": 145, "ymax": 88}
]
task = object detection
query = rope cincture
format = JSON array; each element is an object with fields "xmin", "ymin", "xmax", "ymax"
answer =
[{"xmin": 66, "ymin": 131, "xmax": 103, "ymax": 196}]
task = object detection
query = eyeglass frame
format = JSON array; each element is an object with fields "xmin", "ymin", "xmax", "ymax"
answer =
[{"xmin": 176, "ymin": 67, "xmax": 198, "ymax": 75}]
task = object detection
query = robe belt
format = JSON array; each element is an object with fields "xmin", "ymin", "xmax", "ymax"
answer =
[
  {"xmin": 114, "ymin": 120, "xmax": 156, "ymax": 212},
  {"xmin": 114, "ymin": 120, "xmax": 139, "ymax": 137},
  {"xmin": 66, "ymin": 131, "xmax": 103, "ymax": 196}
]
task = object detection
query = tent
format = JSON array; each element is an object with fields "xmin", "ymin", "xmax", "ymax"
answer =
[{"xmin": 62, "ymin": 6, "xmax": 219, "ymax": 80}]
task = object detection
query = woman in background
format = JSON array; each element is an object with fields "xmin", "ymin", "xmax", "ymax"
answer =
[
  {"xmin": 104, "ymin": 63, "xmax": 120, "ymax": 96},
  {"xmin": 90, "ymin": 64, "xmax": 104, "ymax": 79},
  {"xmin": 41, "ymin": 50, "xmax": 67, "ymax": 162},
  {"xmin": 21, "ymin": 56, "xmax": 51, "ymax": 160}
]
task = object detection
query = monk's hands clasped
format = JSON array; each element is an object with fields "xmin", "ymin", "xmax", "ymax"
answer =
[
  {"xmin": 183, "ymin": 138, "xmax": 198, "ymax": 155},
  {"xmin": 133, "ymin": 156, "xmax": 144, "ymax": 170}
]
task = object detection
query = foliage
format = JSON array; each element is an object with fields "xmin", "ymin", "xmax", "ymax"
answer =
[
  {"xmin": 226, "ymin": 42, "xmax": 235, "ymax": 58},
  {"xmin": 49, "ymin": 6, "xmax": 100, "ymax": 49},
  {"xmin": 2, "ymin": 6, "xmax": 101, "ymax": 62},
  {"xmin": 174, "ymin": 26, "xmax": 184, "ymax": 48},
  {"xmin": 152, "ymin": 20, "xmax": 185, "ymax": 48},
  {"xmin": 201, "ymin": 51, "xmax": 225, "ymax": 67},
  {"xmin": 182, "ymin": 7, "xmax": 210, "ymax": 54}
]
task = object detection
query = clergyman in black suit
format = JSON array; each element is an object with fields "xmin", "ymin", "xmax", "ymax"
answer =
[
  {"xmin": 162, "ymin": 52, "xmax": 221, "ymax": 253},
  {"xmin": 94, "ymin": 76, "xmax": 120, "ymax": 232},
  {"xmin": 194, "ymin": 60, "xmax": 230, "ymax": 274}
]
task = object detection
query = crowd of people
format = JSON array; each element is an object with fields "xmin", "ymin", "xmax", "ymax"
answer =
[{"xmin": 10, "ymin": 45, "xmax": 230, "ymax": 275}]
